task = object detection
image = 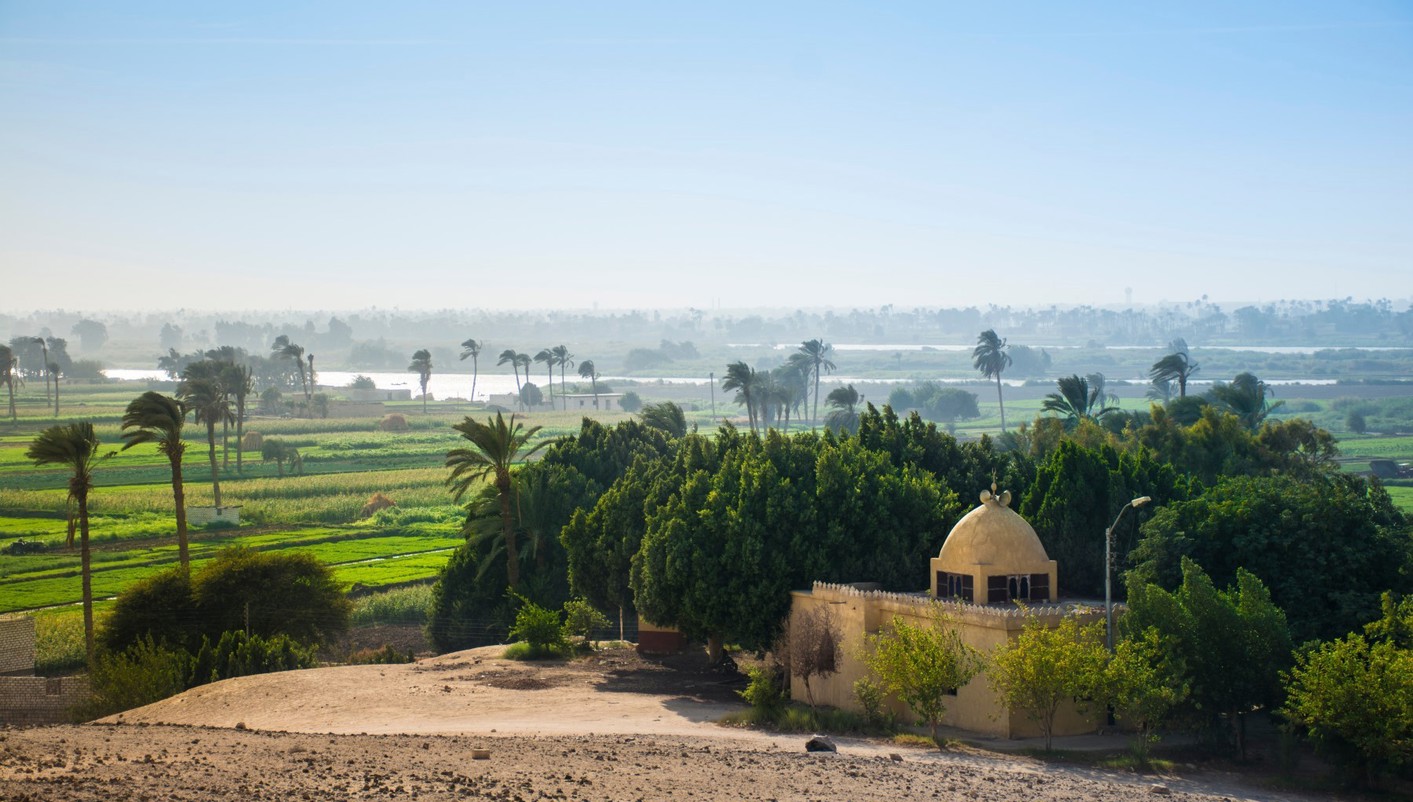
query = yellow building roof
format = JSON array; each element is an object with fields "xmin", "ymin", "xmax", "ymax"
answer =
[{"xmin": 936, "ymin": 487, "xmax": 1053, "ymax": 574}]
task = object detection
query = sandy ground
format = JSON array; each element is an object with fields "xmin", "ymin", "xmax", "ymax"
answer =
[{"xmin": 0, "ymin": 646, "xmax": 1340, "ymax": 801}]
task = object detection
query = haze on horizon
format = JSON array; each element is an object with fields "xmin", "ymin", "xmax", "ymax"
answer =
[{"xmin": 2, "ymin": 2, "xmax": 1410, "ymax": 314}]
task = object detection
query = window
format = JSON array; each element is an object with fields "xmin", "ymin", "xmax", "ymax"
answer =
[
  {"xmin": 937, "ymin": 571, "xmax": 973, "ymax": 602},
  {"xmin": 987, "ymin": 573, "xmax": 1051, "ymax": 604}
]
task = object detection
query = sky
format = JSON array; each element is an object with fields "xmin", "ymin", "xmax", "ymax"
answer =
[{"xmin": 2, "ymin": 2, "xmax": 1410, "ymax": 313}]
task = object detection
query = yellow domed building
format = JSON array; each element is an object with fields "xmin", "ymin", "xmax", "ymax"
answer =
[{"xmin": 787, "ymin": 485, "xmax": 1102, "ymax": 738}]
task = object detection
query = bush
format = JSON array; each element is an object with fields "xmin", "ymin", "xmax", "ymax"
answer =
[
  {"xmin": 77, "ymin": 637, "xmax": 193, "ymax": 720},
  {"xmin": 562, "ymin": 598, "xmax": 610, "ymax": 646},
  {"xmin": 853, "ymin": 677, "xmax": 891, "ymax": 728},
  {"xmin": 506, "ymin": 595, "xmax": 569, "ymax": 659},
  {"xmin": 347, "ymin": 644, "xmax": 414, "ymax": 664},
  {"xmin": 619, "ymin": 391, "xmax": 643, "ymax": 413},
  {"xmin": 358, "ymin": 492, "xmax": 396, "ymax": 519},
  {"xmin": 738, "ymin": 664, "xmax": 787, "ymax": 714},
  {"xmin": 190, "ymin": 630, "xmax": 316, "ymax": 685},
  {"xmin": 100, "ymin": 567, "xmax": 199, "ymax": 653},
  {"xmin": 379, "ymin": 413, "xmax": 409, "ymax": 433},
  {"xmin": 1347, "ymin": 410, "xmax": 1368, "ymax": 434}
]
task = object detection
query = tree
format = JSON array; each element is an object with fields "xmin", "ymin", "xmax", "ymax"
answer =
[
  {"xmin": 618, "ymin": 390, "xmax": 642, "ymax": 413},
  {"xmin": 533, "ymin": 348, "xmax": 556, "ymax": 409},
  {"xmin": 459, "ymin": 338, "xmax": 483, "ymax": 404},
  {"xmin": 972, "ymin": 330, "xmax": 1012, "ymax": 432},
  {"xmin": 519, "ymin": 382, "xmax": 544, "ymax": 409},
  {"xmin": 721, "ymin": 361, "xmax": 758, "ymax": 433},
  {"xmin": 27, "ymin": 422, "xmax": 106, "ymax": 663},
  {"xmin": 272, "ymin": 336, "xmax": 311, "ymax": 415},
  {"xmin": 824, "ymin": 384, "xmax": 863, "ymax": 435},
  {"xmin": 639, "ymin": 401, "xmax": 687, "ymax": 439},
  {"xmin": 1107, "ymin": 627, "xmax": 1189, "ymax": 757},
  {"xmin": 498, "ymin": 349, "xmax": 524, "ymax": 408},
  {"xmin": 409, "ymin": 349, "xmax": 433, "ymax": 413},
  {"xmin": 577, "ymin": 360, "xmax": 601, "ymax": 408},
  {"xmin": 551, "ymin": 344, "xmax": 574, "ymax": 410},
  {"xmin": 797, "ymin": 339, "xmax": 835, "ymax": 428},
  {"xmin": 1040, "ymin": 373, "xmax": 1120, "ymax": 428},
  {"xmin": 445, "ymin": 413, "xmax": 549, "ymax": 591},
  {"xmin": 29, "ymin": 337, "xmax": 53, "ymax": 413},
  {"xmin": 1123, "ymin": 558, "xmax": 1291, "ymax": 758},
  {"xmin": 1207, "ymin": 372, "xmax": 1283, "ymax": 431},
  {"xmin": 988, "ymin": 611, "xmax": 1109, "ymax": 751},
  {"xmin": 120, "ymin": 392, "xmax": 191, "ymax": 570},
  {"xmin": 216, "ymin": 361, "xmax": 255, "ymax": 474},
  {"xmin": 1149, "ymin": 338, "xmax": 1199, "ymax": 398},
  {"xmin": 0, "ymin": 344, "xmax": 16, "ymax": 422},
  {"xmin": 260, "ymin": 438, "xmax": 298, "ymax": 477},
  {"xmin": 177, "ymin": 364, "xmax": 232, "ymax": 508},
  {"xmin": 789, "ymin": 605, "xmax": 841, "ymax": 709},
  {"xmin": 71, "ymin": 319, "xmax": 108, "ymax": 352},
  {"xmin": 864, "ymin": 611, "xmax": 984, "ymax": 745}
]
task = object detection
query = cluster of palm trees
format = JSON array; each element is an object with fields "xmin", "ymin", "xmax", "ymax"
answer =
[
  {"xmin": 720, "ymin": 339, "xmax": 837, "ymax": 433},
  {"xmin": 491, "ymin": 344, "xmax": 589, "ymax": 411},
  {"xmin": 0, "ymin": 337, "xmax": 64, "ymax": 418}
]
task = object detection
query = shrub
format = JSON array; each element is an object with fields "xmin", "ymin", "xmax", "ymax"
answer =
[
  {"xmin": 379, "ymin": 413, "xmax": 409, "ymax": 433},
  {"xmin": 562, "ymin": 598, "xmax": 610, "ymax": 646},
  {"xmin": 347, "ymin": 644, "xmax": 414, "ymax": 665},
  {"xmin": 359, "ymin": 492, "xmax": 396, "ymax": 519},
  {"xmin": 190, "ymin": 630, "xmax": 316, "ymax": 684},
  {"xmin": 619, "ymin": 391, "xmax": 642, "ymax": 413},
  {"xmin": 350, "ymin": 375, "xmax": 377, "ymax": 390},
  {"xmin": 506, "ymin": 594, "xmax": 568, "ymax": 659},
  {"xmin": 100, "ymin": 567, "xmax": 200, "ymax": 653},
  {"xmin": 77, "ymin": 637, "xmax": 193, "ymax": 720},
  {"xmin": 853, "ymin": 677, "xmax": 890, "ymax": 728},
  {"xmin": 738, "ymin": 664, "xmax": 787, "ymax": 714}
]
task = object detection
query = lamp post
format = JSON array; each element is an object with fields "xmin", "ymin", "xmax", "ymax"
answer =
[{"xmin": 1105, "ymin": 495, "xmax": 1151, "ymax": 652}]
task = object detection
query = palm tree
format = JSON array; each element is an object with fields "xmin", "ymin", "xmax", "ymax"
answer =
[
  {"xmin": 261, "ymin": 438, "xmax": 294, "ymax": 477},
  {"xmin": 640, "ymin": 401, "xmax": 688, "ymax": 438},
  {"xmin": 272, "ymin": 336, "xmax": 310, "ymax": 415},
  {"xmin": 445, "ymin": 413, "xmax": 549, "ymax": 591},
  {"xmin": 224, "ymin": 363, "xmax": 255, "ymax": 474},
  {"xmin": 1208, "ymin": 372, "xmax": 1283, "ymax": 431},
  {"xmin": 120, "ymin": 392, "xmax": 190, "ymax": 571},
  {"xmin": 533, "ymin": 348, "xmax": 556, "ymax": 409},
  {"xmin": 577, "ymin": 360, "xmax": 601, "ymax": 408},
  {"xmin": 0, "ymin": 344, "xmax": 16, "ymax": 422},
  {"xmin": 30, "ymin": 337, "xmax": 52, "ymax": 411},
  {"xmin": 409, "ymin": 349, "xmax": 433, "ymax": 413},
  {"xmin": 825, "ymin": 384, "xmax": 863, "ymax": 434},
  {"xmin": 972, "ymin": 329, "xmax": 1013, "ymax": 432},
  {"xmin": 498, "ymin": 349, "xmax": 524, "ymax": 408},
  {"xmin": 178, "ymin": 365, "xmax": 232, "ymax": 508},
  {"xmin": 1041, "ymin": 373, "xmax": 1120, "ymax": 427},
  {"xmin": 1149, "ymin": 338, "xmax": 1200, "ymax": 398},
  {"xmin": 797, "ymin": 339, "xmax": 835, "ymax": 428},
  {"xmin": 551, "ymin": 345, "xmax": 574, "ymax": 410},
  {"xmin": 27, "ymin": 422, "xmax": 105, "ymax": 663},
  {"xmin": 773, "ymin": 362, "xmax": 808, "ymax": 432},
  {"xmin": 459, "ymin": 338, "xmax": 483, "ymax": 404},
  {"xmin": 722, "ymin": 361, "xmax": 758, "ymax": 433}
]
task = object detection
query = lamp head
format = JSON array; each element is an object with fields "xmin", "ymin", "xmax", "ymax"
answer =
[{"xmin": 1131, "ymin": 496, "xmax": 1152, "ymax": 508}]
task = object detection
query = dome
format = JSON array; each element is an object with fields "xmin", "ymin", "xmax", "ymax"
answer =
[{"xmin": 936, "ymin": 487, "xmax": 1053, "ymax": 575}]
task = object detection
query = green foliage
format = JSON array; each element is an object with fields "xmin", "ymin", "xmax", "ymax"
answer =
[
  {"xmin": 1127, "ymin": 473, "xmax": 1410, "ymax": 643},
  {"xmin": 1107, "ymin": 626, "xmax": 1189, "ymax": 755},
  {"xmin": 1123, "ymin": 558, "xmax": 1292, "ymax": 757},
  {"xmin": 190, "ymin": 630, "xmax": 316, "ymax": 685},
  {"xmin": 853, "ymin": 677, "xmax": 891, "ymax": 728},
  {"xmin": 738, "ymin": 664, "xmax": 788, "ymax": 714},
  {"xmin": 77, "ymin": 636, "xmax": 194, "ymax": 720},
  {"xmin": 864, "ymin": 611, "xmax": 984, "ymax": 744},
  {"xmin": 639, "ymin": 401, "xmax": 688, "ymax": 439},
  {"xmin": 619, "ymin": 390, "xmax": 642, "ymax": 413},
  {"xmin": 988, "ymin": 612, "xmax": 1108, "ymax": 751},
  {"xmin": 351, "ymin": 584, "xmax": 434, "ymax": 626},
  {"xmin": 505, "ymin": 592, "xmax": 568, "ymax": 658},
  {"xmin": 562, "ymin": 597, "xmax": 610, "ymax": 644},
  {"xmin": 99, "ymin": 567, "xmax": 199, "ymax": 653},
  {"xmin": 34, "ymin": 611, "xmax": 87, "ymax": 675}
]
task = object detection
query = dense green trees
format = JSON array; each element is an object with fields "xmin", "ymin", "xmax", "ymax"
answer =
[
  {"xmin": 1040, "ymin": 373, "xmax": 1119, "ymax": 428},
  {"xmin": 989, "ymin": 612, "xmax": 1108, "ymax": 751}
]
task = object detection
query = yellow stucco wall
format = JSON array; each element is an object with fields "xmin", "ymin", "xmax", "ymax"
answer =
[{"xmin": 788, "ymin": 583, "xmax": 1102, "ymax": 739}]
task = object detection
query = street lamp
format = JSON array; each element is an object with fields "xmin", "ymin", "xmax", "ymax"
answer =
[{"xmin": 1105, "ymin": 495, "xmax": 1151, "ymax": 652}]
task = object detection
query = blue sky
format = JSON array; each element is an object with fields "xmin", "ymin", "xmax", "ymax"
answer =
[{"xmin": 2, "ymin": 2, "xmax": 1410, "ymax": 312}]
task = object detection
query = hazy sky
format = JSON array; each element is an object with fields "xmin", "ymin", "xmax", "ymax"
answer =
[{"xmin": 2, "ymin": 2, "xmax": 1410, "ymax": 313}]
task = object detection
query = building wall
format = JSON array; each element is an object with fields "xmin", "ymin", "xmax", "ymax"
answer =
[
  {"xmin": 187, "ymin": 506, "xmax": 241, "ymax": 526},
  {"xmin": 0, "ymin": 617, "xmax": 36, "ymax": 676},
  {"xmin": 789, "ymin": 582, "xmax": 1100, "ymax": 739},
  {"xmin": 0, "ymin": 676, "xmax": 89, "ymax": 725}
]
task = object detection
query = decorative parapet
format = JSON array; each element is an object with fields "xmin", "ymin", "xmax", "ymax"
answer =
[{"xmin": 805, "ymin": 581, "xmax": 1105, "ymax": 626}]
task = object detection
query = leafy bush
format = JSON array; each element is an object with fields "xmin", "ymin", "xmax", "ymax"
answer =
[
  {"xmin": 738, "ymin": 664, "xmax": 787, "ymax": 714},
  {"xmin": 351, "ymin": 584, "xmax": 434, "ymax": 626},
  {"xmin": 506, "ymin": 594, "xmax": 568, "ymax": 659},
  {"xmin": 190, "ymin": 630, "xmax": 316, "ymax": 684},
  {"xmin": 77, "ymin": 637, "xmax": 193, "ymax": 720},
  {"xmin": 853, "ymin": 677, "xmax": 891, "ymax": 728},
  {"xmin": 562, "ymin": 598, "xmax": 610, "ymax": 646},
  {"xmin": 619, "ymin": 391, "xmax": 642, "ymax": 413}
]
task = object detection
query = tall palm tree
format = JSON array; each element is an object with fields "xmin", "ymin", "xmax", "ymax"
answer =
[
  {"xmin": 1149, "ymin": 338, "xmax": 1200, "ymax": 398},
  {"xmin": 30, "ymin": 337, "xmax": 52, "ymax": 411},
  {"xmin": 498, "ymin": 349, "xmax": 524, "ymax": 408},
  {"xmin": 551, "ymin": 345, "xmax": 574, "ymax": 410},
  {"xmin": 27, "ymin": 422, "xmax": 105, "ymax": 663},
  {"xmin": 445, "ymin": 413, "xmax": 549, "ymax": 591},
  {"xmin": 825, "ymin": 384, "xmax": 863, "ymax": 434},
  {"xmin": 0, "ymin": 344, "xmax": 16, "ymax": 422},
  {"xmin": 1040, "ymin": 373, "xmax": 1120, "ymax": 427},
  {"xmin": 533, "ymin": 348, "xmax": 556, "ymax": 409},
  {"xmin": 409, "ymin": 349, "xmax": 433, "ymax": 413},
  {"xmin": 577, "ymin": 360, "xmax": 601, "ymax": 408},
  {"xmin": 797, "ymin": 339, "xmax": 835, "ymax": 428},
  {"xmin": 224, "ymin": 363, "xmax": 254, "ymax": 474},
  {"xmin": 272, "ymin": 336, "xmax": 310, "ymax": 415},
  {"xmin": 459, "ymin": 338, "xmax": 483, "ymax": 404},
  {"xmin": 120, "ymin": 392, "xmax": 190, "ymax": 571},
  {"xmin": 178, "ymin": 365, "xmax": 232, "ymax": 508},
  {"xmin": 1208, "ymin": 372, "xmax": 1283, "ymax": 431},
  {"xmin": 773, "ymin": 362, "xmax": 808, "ymax": 432},
  {"xmin": 722, "ymin": 361, "xmax": 758, "ymax": 433},
  {"xmin": 972, "ymin": 329, "xmax": 1013, "ymax": 432}
]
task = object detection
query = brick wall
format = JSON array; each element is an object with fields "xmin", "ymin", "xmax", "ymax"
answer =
[
  {"xmin": 0, "ymin": 676, "xmax": 90, "ymax": 725},
  {"xmin": 0, "ymin": 617, "xmax": 36, "ymax": 675}
]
